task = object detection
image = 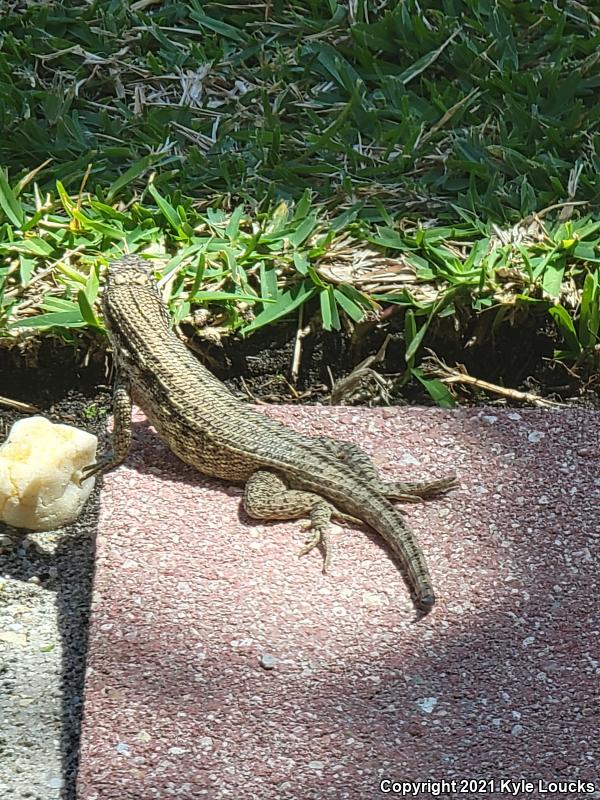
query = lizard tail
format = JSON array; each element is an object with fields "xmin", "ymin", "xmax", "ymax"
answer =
[{"xmin": 347, "ymin": 493, "xmax": 436, "ymax": 611}]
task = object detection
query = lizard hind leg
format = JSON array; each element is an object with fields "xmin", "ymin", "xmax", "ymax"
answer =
[
  {"xmin": 243, "ymin": 469, "xmax": 336, "ymax": 572},
  {"xmin": 314, "ymin": 436, "xmax": 458, "ymax": 502}
]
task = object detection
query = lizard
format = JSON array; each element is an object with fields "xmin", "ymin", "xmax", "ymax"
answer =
[{"xmin": 82, "ymin": 255, "xmax": 457, "ymax": 613}]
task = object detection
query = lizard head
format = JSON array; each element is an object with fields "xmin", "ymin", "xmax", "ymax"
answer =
[
  {"xmin": 103, "ymin": 255, "xmax": 171, "ymax": 328},
  {"xmin": 107, "ymin": 255, "xmax": 158, "ymax": 288}
]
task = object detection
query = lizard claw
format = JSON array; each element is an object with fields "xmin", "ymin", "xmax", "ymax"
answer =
[
  {"xmin": 298, "ymin": 525, "xmax": 332, "ymax": 573},
  {"xmin": 77, "ymin": 452, "xmax": 123, "ymax": 485},
  {"xmin": 77, "ymin": 460, "xmax": 108, "ymax": 486}
]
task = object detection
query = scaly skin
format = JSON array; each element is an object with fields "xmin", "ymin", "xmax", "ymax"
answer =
[{"xmin": 83, "ymin": 255, "xmax": 458, "ymax": 612}]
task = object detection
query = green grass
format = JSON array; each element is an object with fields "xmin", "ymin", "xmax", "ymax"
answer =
[
  {"xmin": 0, "ymin": 0, "xmax": 599, "ymax": 400},
  {"xmin": 1, "ymin": 0, "xmax": 599, "ymax": 217}
]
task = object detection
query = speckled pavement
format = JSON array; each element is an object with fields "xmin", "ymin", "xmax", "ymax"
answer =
[{"xmin": 76, "ymin": 407, "xmax": 600, "ymax": 800}]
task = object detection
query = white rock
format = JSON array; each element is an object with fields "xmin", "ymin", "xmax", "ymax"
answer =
[
  {"xmin": 0, "ymin": 416, "xmax": 97, "ymax": 531},
  {"xmin": 416, "ymin": 696, "xmax": 438, "ymax": 714},
  {"xmin": 527, "ymin": 430, "xmax": 545, "ymax": 443}
]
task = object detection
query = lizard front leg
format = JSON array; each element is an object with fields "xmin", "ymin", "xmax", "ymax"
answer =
[
  {"xmin": 243, "ymin": 469, "xmax": 339, "ymax": 572},
  {"xmin": 80, "ymin": 374, "xmax": 133, "ymax": 481}
]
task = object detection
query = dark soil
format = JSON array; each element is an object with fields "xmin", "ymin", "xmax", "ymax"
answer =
[
  {"xmin": 1, "ymin": 315, "xmax": 597, "ymax": 419},
  {"xmin": 191, "ymin": 312, "xmax": 597, "ymax": 406}
]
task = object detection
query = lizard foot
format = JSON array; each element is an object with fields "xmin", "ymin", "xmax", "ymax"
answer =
[
  {"xmin": 298, "ymin": 523, "xmax": 332, "ymax": 573},
  {"xmin": 387, "ymin": 474, "xmax": 459, "ymax": 501},
  {"xmin": 77, "ymin": 456, "xmax": 118, "ymax": 486}
]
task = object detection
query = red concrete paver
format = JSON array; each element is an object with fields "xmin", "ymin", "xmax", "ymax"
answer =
[{"xmin": 77, "ymin": 407, "xmax": 600, "ymax": 800}]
